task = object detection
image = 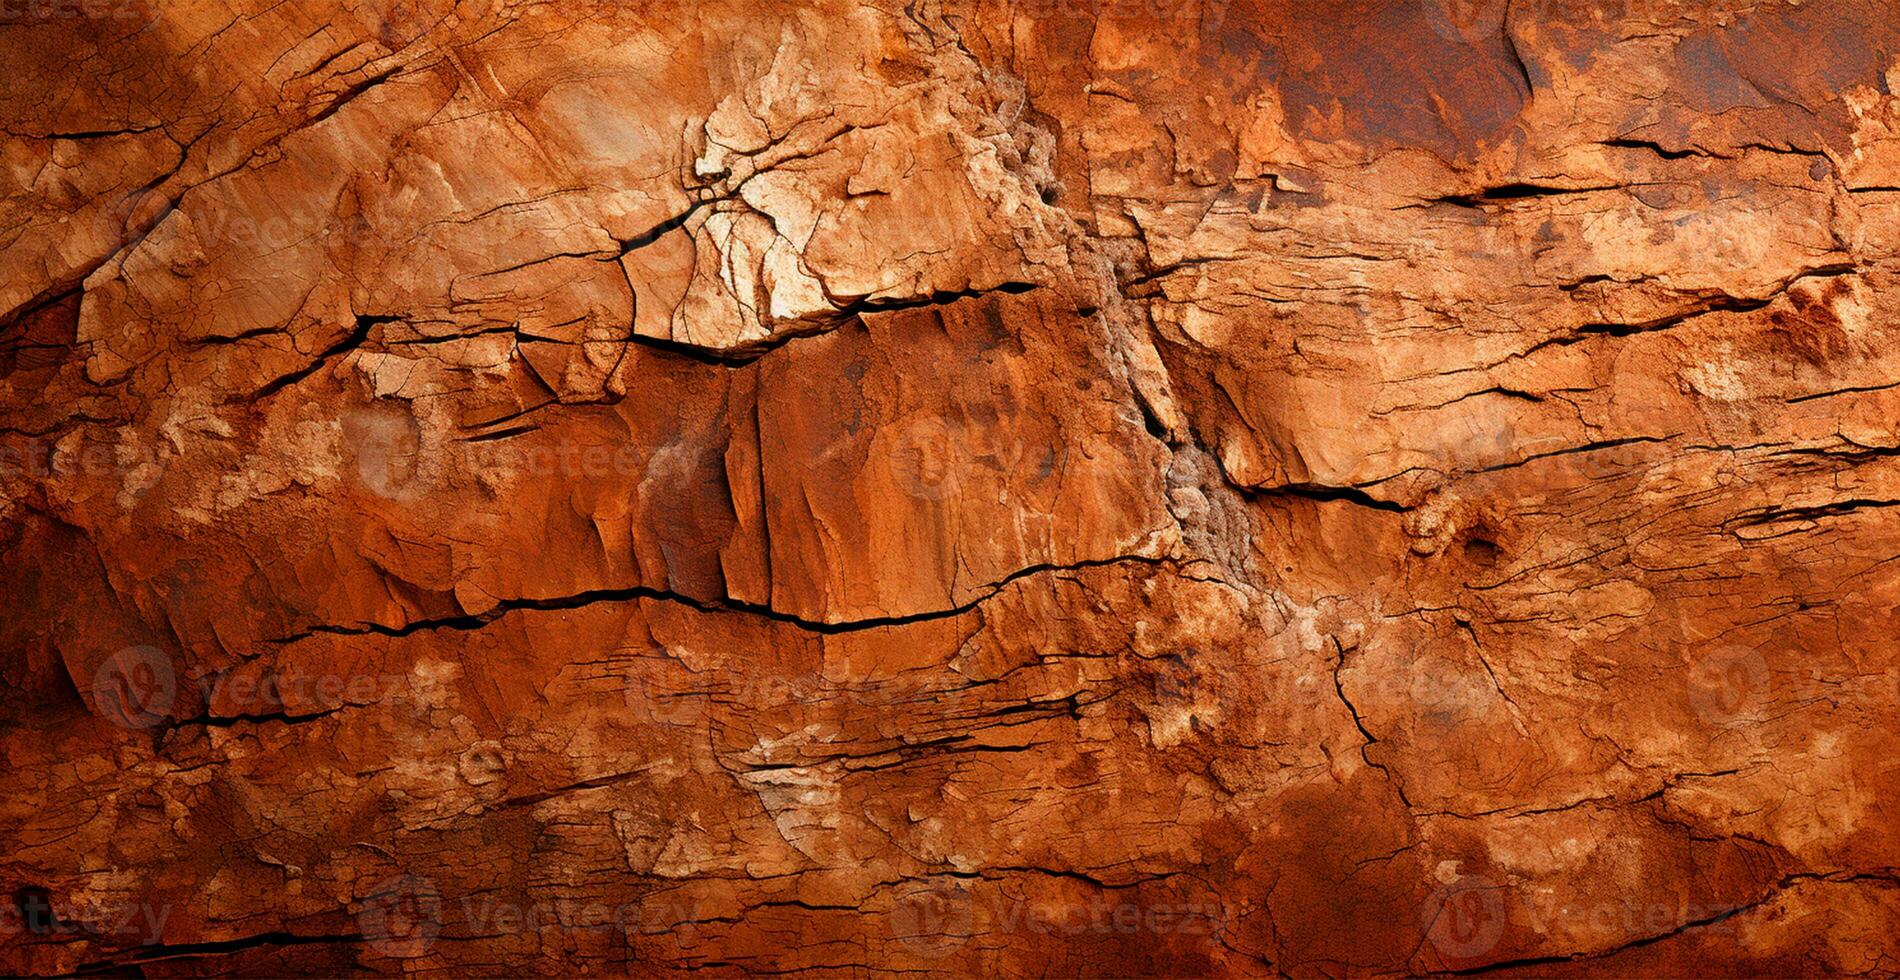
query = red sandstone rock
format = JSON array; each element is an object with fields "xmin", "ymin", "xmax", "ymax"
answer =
[{"xmin": 3, "ymin": 0, "xmax": 1899, "ymax": 975}]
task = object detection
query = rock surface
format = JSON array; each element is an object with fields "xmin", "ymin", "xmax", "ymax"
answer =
[{"xmin": 4, "ymin": 0, "xmax": 1900, "ymax": 975}]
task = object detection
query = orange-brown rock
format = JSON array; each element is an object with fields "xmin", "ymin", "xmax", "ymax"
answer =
[{"xmin": 4, "ymin": 0, "xmax": 1900, "ymax": 975}]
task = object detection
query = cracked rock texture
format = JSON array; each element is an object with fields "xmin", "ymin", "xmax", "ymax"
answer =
[{"xmin": 4, "ymin": 0, "xmax": 1900, "ymax": 975}]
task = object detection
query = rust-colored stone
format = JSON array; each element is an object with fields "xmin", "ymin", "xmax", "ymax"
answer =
[{"xmin": 4, "ymin": 0, "xmax": 1899, "ymax": 975}]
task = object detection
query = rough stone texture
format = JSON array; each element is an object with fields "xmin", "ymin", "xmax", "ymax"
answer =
[{"xmin": 4, "ymin": 0, "xmax": 1900, "ymax": 975}]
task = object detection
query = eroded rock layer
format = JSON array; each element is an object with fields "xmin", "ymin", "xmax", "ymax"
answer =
[{"xmin": 4, "ymin": 0, "xmax": 1900, "ymax": 975}]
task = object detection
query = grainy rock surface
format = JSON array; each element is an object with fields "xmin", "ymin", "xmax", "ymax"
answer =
[{"xmin": 4, "ymin": 0, "xmax": 1900, "ymax": 975}]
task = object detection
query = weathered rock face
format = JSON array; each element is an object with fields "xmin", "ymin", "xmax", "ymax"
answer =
[{"xmin": 4, "ymin": 0, "xmax": 1899, "ymax": 974}]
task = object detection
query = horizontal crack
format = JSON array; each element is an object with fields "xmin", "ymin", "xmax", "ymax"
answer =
[
  {"xmin": 1476, "ymin": 434, "xmax": 1676, "ymax": 475},
  {"xmin": 1251, "ymin": 482, "xmax": 1410, "ymax": 512},
  {"xmin": 620, "ymin": 281, "xmax": 1040, "ymax": 366},
  {"xmin": 1430, "ymin": 871, "xmax": 1895, "ymax": 976},
  {"xmin": 1419, "ymin": 181, "xmax": 1649, "ymax": 208},
  {"xmin": 267, "ymin": 552, "xmax": 1172, "ymax": 644},
  {"xmin": 73, "ymin": 931, "xmax": 366, "ymax": 974},
  {"xmin": 244, "ymin": 314, "xmax": 401, "ymax": 400},
  {"xmin": 1727, "ymin": 497, "xmax": 1900, "ymax": 529}
]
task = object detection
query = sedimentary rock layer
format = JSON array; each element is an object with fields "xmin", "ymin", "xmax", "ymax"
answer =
[{"xmin": 3, "ymin": 0, "xmax": 1899, "ymax": 975}]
